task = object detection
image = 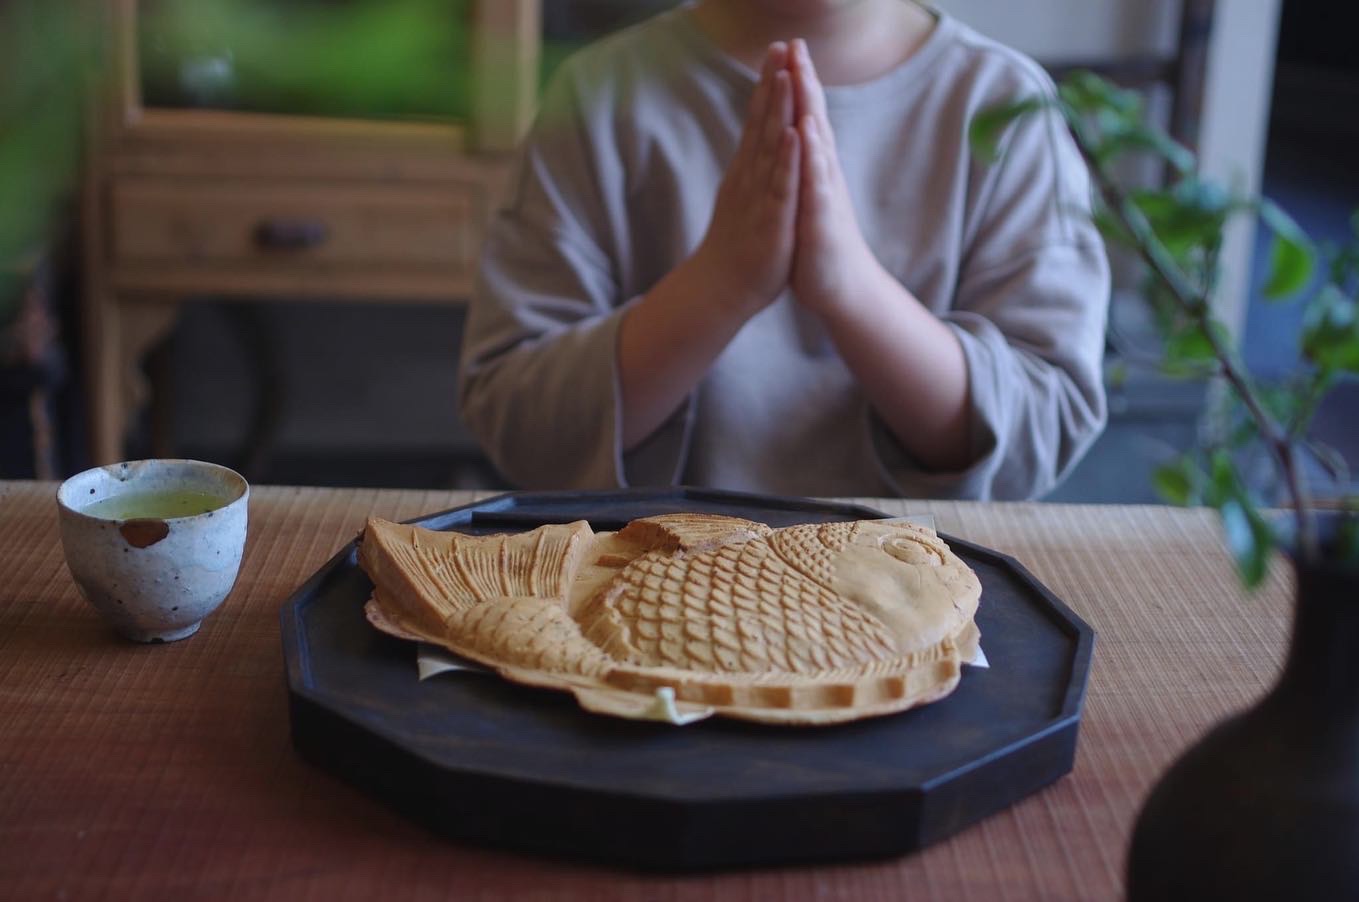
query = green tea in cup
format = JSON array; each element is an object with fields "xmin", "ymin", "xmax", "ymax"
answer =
[{"xmin": 82, "ymin": 489, "xmax": 230, "ymax": 521}]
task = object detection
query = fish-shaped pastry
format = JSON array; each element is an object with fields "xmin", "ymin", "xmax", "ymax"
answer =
[{"xmin": 359, "ymin": 513, "xmax": 981, "ymax": 725}]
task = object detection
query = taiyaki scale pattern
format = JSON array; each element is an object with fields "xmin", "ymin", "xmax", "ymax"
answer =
[{"xmin": 359, "ymin": 513, "xmax": 981, "ymax": 725}]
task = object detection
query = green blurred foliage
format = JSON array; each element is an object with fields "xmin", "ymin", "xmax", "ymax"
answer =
[
  {"xmin": 971, "ymin": 70, "xmax": 1359, "ymax": 584},
  {"xmin": 0, "ymin": 2, "xmax": 91, "ymax": 321},
  {"xmin": 137, "ymin": 0, "xmax": 471, "ymax": 120}
]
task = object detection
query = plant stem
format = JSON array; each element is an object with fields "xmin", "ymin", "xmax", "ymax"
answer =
[
  {"xmin": 1067, "ymin": 118, "xmax": 1320, "ymax": 562},
  {"xmin": 1288, "ymin": 369, "xmax": 1334, "ymax": 441}
]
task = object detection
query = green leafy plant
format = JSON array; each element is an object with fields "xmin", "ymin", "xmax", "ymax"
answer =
[
  {"xmin": 972, "ymin": 71, "xmax": 1359, "ymax": 585},
  {"xmin": 0, "ymin": 3, "xmax": 92, "ymax": 323}
]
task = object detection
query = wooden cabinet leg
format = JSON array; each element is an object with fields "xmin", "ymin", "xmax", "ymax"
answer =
[
  {"xmin": 120, "ymin": 297, "xmax": 181, "ymax": 457},
  {"xmin": 83, "ymin": 288, "xmax": 181, "ymax": 465},
  {"xmin": 84, "ymin": 284, "xmax": 125, "ymax": 467}
]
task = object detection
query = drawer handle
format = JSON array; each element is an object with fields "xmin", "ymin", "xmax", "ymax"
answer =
[{"xmin": 253, "ymin": 218, "xmax": 329, "ymax": 250}]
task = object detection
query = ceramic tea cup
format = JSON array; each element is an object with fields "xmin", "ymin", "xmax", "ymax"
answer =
[{"xmin": 56, "ymin": 459, "xmax": 249, "ymax": 643}]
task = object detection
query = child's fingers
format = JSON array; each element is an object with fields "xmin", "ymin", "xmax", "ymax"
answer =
[
  {"xmin": 758, "ymin": 128, "xmax": 798, "ymax": 260},
  {"xmin": 798, "ymin": 114, "xmax": 828, "ymax": 225},
  {"xmin": 788, "ymin": 39, "xmax": 817, "ymax": 128},
  {"xmin": 766, "ymin": 73, "xmax": 793, "ymax": 157},
  {"xmin": 734, "ymin": 43, "xmax": 787, "ymax": 178},
  {"xmin": 732, "ymin": 74, "xmax": 769, "ymax": 180},
  {"xmin": 774, "ymin": 67, "xmax": 794, "ymax": 131},
  {"xmin": 756, "ymin": 71, "xmax": 793, "ymax": 183},
  {"xmin": 758, "ymin": 44, "xmax": 791, "ymax": 149},
  {"xmin": 768, "ymin": 126, "xmax": 800, "ymax": 207},
  {"xmin": 791, "ymin": 39, "xmax": 835, "ymax": 154},
  {"xmin": 764, "ymin": 42, "xmax": 789, "ymax": 84}
]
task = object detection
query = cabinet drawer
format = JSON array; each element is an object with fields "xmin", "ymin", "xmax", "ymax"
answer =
[{"xmin": 110, "ymin": 176, "xmax": 480, "ymax": 271}]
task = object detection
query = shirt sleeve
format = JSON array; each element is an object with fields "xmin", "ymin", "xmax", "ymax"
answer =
[
  {"xmin": 457, "ymin": 61, "xmax": 694, "ymax": 490},
  {"xmin": 874, "ymin": 72, "xmax": 1111, "ymax": 501}
]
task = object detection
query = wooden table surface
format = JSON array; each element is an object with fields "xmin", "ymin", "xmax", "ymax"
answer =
[{"xmin": 0, "ymin": 481, "xmax": 1293, "ymax": 900}]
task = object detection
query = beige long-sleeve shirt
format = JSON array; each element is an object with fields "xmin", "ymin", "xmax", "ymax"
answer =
[{"xmin": 458, "ymin": 6, "xmax": 1110, "ymax": 499}]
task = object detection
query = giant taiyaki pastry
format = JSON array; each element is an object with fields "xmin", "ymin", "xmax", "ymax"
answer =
[{"xmin": 359, "ymin": 513, "xmax": 982, "ymax": 725}]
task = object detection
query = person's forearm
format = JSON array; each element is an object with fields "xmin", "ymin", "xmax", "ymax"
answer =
[
  {"xmin": 817, "ymin": 263, "xmax": 972, "ymax": 470},
  {"xmin": 617, "ymin": 254, "xmax": 757, "ymax": 450}
]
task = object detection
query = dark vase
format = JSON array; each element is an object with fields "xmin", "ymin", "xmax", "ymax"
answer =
[{"xmin": 1126, "ymin": 549, "xmax": 1359, "ymax": 900}]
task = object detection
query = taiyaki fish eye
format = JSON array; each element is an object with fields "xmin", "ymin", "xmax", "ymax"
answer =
[{"xmin": 881, "ymin": 534, "xmax": 944, "ymax": 566}]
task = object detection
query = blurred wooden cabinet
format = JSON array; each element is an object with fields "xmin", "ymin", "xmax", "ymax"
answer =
[{"xmin": 83, "ymin": 0, "xmax": 540, "ymax": 464}]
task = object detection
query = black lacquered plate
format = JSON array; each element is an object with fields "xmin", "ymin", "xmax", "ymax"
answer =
[{"xmin": 281, "ymin": 488, "xmax": 1093, "ymax": 870}]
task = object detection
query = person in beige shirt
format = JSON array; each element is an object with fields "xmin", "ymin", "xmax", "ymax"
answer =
[{"xmin": 458, "ymin": 0, "xmax": 1110, "ymax": 499}]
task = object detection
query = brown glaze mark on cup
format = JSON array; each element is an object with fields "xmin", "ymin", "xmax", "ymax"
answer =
[{"xmin": 120, "ymin": 519, "xmax": 170, "ymax": 548}]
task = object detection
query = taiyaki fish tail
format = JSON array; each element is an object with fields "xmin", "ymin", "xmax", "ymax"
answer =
[{"xmin": 359, "ymin": 517, "xmax": 595, "ymax": 642}]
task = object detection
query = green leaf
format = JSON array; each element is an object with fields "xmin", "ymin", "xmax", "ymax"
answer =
[
  {"xmin": 1265, "ymin": 233, "xmax": 1315, "ymax": 300},
  {"xmin": 1301, "ymin": 285, "xmax": 1359, "ymax": 372},
  {"xmin": 1260, "ymin": 200, "xmax": 1316, "ymax": 299},
  {"xmin": 1100, "ymin": 128, "xmax": 1196, "ymax": 173},
  {"xmin": 1142, "ymin": 277, "xmax": 1186, "ymax": 335},
  {"xmin": 1331, "ymin": 243, "xmax": 1359, "ymax": 288},
  {"xmin": 1225, "ymin": 411, "xmax": 1261, "ymax": 450},
  {"xmin": 969, "ymin": 98, "xmax": 1045, "ymax": 163},
  {"xmin": 1161, "ymin": 320, "xmax": 1228, "ymax": 377},
  {"xmin": 1164, "ymin": 325, "xmax": 1216, "ymax": 362},
  {"xmin": 1091, "ymin": 207, "xmax": 1136, "ymax": 249},
  {"xmin": 1220, "ymin": 499, "xmax": 1273, "ymax": 588},
  {"xmin": 1204, "ymin": 452, "xmax": 1277, "ymax": 587},
  {"xmin": 1132, "ymin": 181, "xmax": 1232, "ymax": 260},
  {"xmin": 1206, "ymin": 450, "xmax": 1238, "ymax": 507},
  {"xmin": 1149, "ymin": 131, "xmax": 1197, "ymax": 175},
  {"xmin": 1153, "ymin": 457, "xmax": 1201, "ymax": 506},
  {"xmin": 1106, "ymin": 359, "xmax": 1129, "ymax": 389},
  {"xmin": 1256, "ymin": 382, "xmax": 1303, "ymax": 429},
  {"xmin": 1055, "ymin": 70, "xmax": 1197, "ymax": 171},
  {"xmin": 1058, "ymin": 71, "xmax": 1141, "ymax": 117}
]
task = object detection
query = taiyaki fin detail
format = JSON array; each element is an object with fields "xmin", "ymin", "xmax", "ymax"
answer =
[{"xmin": 359, "ymin": 517, "xmax": 594, "ymax": 640}]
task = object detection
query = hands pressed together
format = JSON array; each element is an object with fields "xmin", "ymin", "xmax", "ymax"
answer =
[
  {"xmin": 621, "ymin": 37, "xmax": 970, "ymax": 466},
  {"xmin": 695, "ymin": 39, "xmax": 882, "ymax": 321}
]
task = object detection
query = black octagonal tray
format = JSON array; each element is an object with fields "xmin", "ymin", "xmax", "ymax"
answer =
[{"xmin": 281, "ymin": 488, "xmax": 1093, "ymax": 870}]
